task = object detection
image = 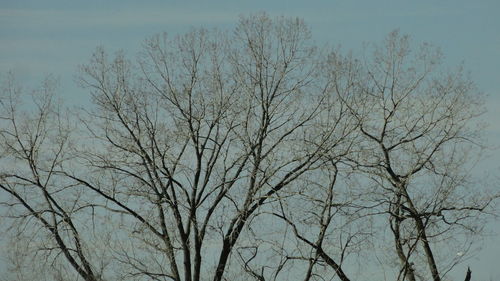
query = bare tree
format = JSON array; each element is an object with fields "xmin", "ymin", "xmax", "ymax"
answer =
[
  {"xmin": 342, "ymin": 31, "xmax": 496, "ymax": 281},
  {"xmin": 68, "ymin": 13, "xmax": 349, "ymax": 281},
  {"xmin": 0, "ymin": 74, "xmax": 104, "ymax": 281},
  {"xmin": 0, "ymin": 15, "xmax": 496, "ymax": 281}
]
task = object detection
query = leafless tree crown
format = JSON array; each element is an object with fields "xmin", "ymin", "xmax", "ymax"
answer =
[{"xmin": 0, "ymin": 14, "xmax": 497, "ymax": 281}]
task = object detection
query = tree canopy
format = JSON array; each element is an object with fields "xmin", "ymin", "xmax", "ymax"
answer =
[{"xmin": 0, "ymin": 13, "xmax": 497, "ymax": 281}]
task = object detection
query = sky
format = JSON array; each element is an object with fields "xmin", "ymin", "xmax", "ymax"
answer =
[{"xmin": 1, "ymin": 0, "xmax": 499, "ymax": 280}]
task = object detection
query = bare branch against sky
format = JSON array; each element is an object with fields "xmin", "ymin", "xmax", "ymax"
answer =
[{"xmin": 1, "ymin": 2, "xmax": 500, "ymax": 281}]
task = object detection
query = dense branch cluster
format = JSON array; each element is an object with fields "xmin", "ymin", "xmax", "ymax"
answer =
[{"xmin": 0, "ymin": 14, "xmax": 496, "ymax": 281}]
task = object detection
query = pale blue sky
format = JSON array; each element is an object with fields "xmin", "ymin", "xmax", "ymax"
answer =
[{"xmin": 1, "ymin": 0, "xmax": 499, "ymax": 280}]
